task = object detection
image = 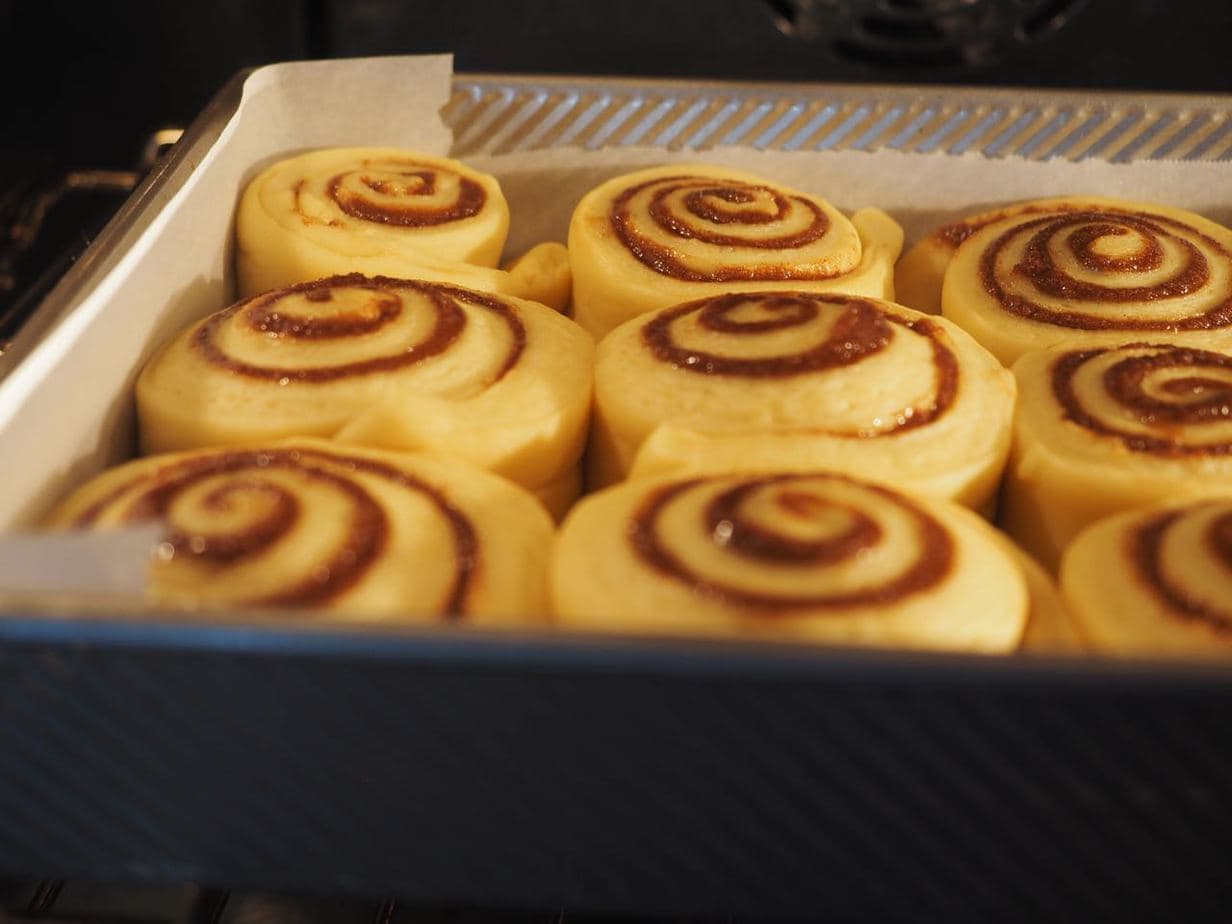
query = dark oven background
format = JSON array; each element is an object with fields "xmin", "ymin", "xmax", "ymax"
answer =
[{"xmin": 2, "ymin": 0, "xmax": 1231, "ymax": 184}]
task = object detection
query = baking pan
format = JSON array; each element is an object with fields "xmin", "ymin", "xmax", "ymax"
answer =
[{"xmin": 1, "ymin": 59, "xmax": 1231, "ymax": 921}]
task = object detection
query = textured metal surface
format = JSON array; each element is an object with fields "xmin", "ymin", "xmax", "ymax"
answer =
[
  {"xmin": 1, "ymin": 629, "xmax": 1231, "ymax": 921},
  {"xmin": 446, "ymin": 75, "xmax": 1232, "ymax": 162}
]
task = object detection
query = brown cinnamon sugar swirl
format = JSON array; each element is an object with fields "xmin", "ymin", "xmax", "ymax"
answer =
[
  {"xmin": 568, "ymin": 164, "xmax": 903, "ymax": 339},
  {"xmin": 136, "ymin": 275, "xmax": 593, "ymax": 516},
  {"xmin": 590, "ymin": 291, "xmax": 1014, "ymax": 513},
  {"xmin": 550, "ymin": 471, "xmax": 1027, "ymax": 652},
  {"xmin": 1060, "ymin": 496, "xmax": 1232, "ymax": 656},
  {"xmin": 896, "ymin": 196, "xmax": 1232, "ymax": 364},
  {"xmin": 1003, "ymin": 342, "xmax": 1232, "ymax": 570},
  {"xmin": 237, "ymin": 148, "xmax": 570, "ymax": 311},
  {"xmin": 45, "ymin": 439, "xmax": 553, "ymax": 621}
]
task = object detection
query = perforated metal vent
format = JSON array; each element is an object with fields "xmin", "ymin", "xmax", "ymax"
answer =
[{"xmin": 764, "ymin": 0, "xmax": 1089, "ymax": 68}]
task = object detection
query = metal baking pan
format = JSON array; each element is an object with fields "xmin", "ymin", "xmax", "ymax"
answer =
[{"xmin": 2, "ymin": 62, "xmax": 1231, "ymax": 922}]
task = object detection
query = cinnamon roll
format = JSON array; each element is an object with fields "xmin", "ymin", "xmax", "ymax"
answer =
[
  {"xmin": 897, "ymin": 196, "xmax": 1232, "ymax": 364},
  {"xmin": 45, "ymin": 439, "xmax": 553, "ymax": 621},
  {"xmin": 590, "ymin": 291, "xmax": 1015, "ymax": 513},
  {"xmin": 568, "ymin": 164, "xmax": 903, "ymax": 339},
  {"xmin": 237, "ymin": 147, "xmax": 571, "ymax": 311},
  {"xmin": 136, "ymin": 275, "xmax": 594, "ymax": 516},
  {"xmin": 550, "ymin": 471, "xmax": 1027, "ymax": 652},
  {"xmin": 1060, "ymin": 496, "xmax": 1232, "ymax": 657},
  {"xmin": 1003, "ymin": 342, "xmax": 1232, "ymax": 569}
]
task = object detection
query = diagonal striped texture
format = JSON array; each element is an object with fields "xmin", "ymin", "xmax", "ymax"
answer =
[
  {"xmin": 445, "ymin": 77, "xmax": 1232, "ymax": 162},
  {"xmin": 0, "ymin": 625, "xmax": 1230, "ymax": 921}
]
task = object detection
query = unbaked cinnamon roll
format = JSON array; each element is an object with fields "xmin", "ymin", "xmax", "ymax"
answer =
[
  {"xmin": 897, "ymin": 196, "xmax": 1232, "ymax": 364},
  {"xmin": 237, "ymin": 147, "xmax": 571, "ymax": 311},
  {"xmin": 45, "ymin": 439, "xmax": 553, "ymax": 621},
  {"xmin": 137, "ymin": 275, "xmax": 594, "ymax": 516},
  {"xmin": 551, "ymin": 471, "xmax": 1027, "ymax": 652},
  {"xmin": 1060, "ymin": 496, "xmax": 1232, "ymax": 657},
  {"xmin": 568, "ymin": 164, "xmax": 903, "ymax": 338},
  {"xmin": 1004, "ymin": 342, "xmax": 1232, "ymax": 569},
  {"xmin": 590, "ymin": 291, "xmax": 1015, "ymax": 513}
]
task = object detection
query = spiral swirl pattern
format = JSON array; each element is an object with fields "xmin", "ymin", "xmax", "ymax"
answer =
[
  {"xmin": 312, "ymin": 159, "xmax": 486, "ymax": 227},
  {"xmin": 236, "ymin": 147, "xmax": 572, "ymax": 312},
  {"xmin": 1060, "ymin": 497, "xmax": 1232, "ymax": 654},
  {"xmin": 628, "ymin": 473, "xmax": 953, "ymax": 611},
  {"xmin": 639, "ymin": 292, "xmax": 958, "ymax": 435},
  {"xmin": 569, "ymin": 164, "xmax": 902, "ymax": 339},
  {"xmin": 1134, "ymin": 501, "xmax": 1232, "ymax": 633},
  {"xmin": 138, "ymin": 274, "xmax": 593, "ymax": 513},
  {"xmin": 551, "ymin": 470, "xmax": 1027, "ymax": 650},
  {"xmin": 930, "ymin": 198, "xmax": 1232, "ymax": 365},
  {"xmin": 1002, "ymin": 341, "xmax": 1232, "ymax": 570},
  {"xmin": 1052, "ymin": 344, "xmax": 1232, "ymax": 456},
  {"xmin": 191, "ymin": 274, "xmax": 525, "ymax": 384},
  {"xmin": 978, "ymin": 208, "xmax": 1232, "ymax": 330},
  {"xmin": 591, "ymin": 291, "xmax": 1014, "ymax": 509},
  {"xmin": 71, "ymin": 444, "xmax": 477, "ymax": 614},
  {"xmin": 611, "ymin": 174, "xmax": 852, "ymax": 282}
]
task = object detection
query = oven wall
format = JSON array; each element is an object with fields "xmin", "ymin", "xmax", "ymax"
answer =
[{"xmin": 0, "ymin": 0, "xmax": 1229, "ymax": 195}]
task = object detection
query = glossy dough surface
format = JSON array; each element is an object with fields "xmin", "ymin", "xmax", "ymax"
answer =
[
  {"xmin": 591, "ymin": 291, "xmax": 1015, "ymax": 512},
  {"xmin": 1061, "ymin": 496, "xmax": 1232, "ymax": 656},
  {"xmin": 552, "ymin": 471, "xmax": 1028, "ymax": 652},
  {"xmin": 897, "ymin": 196, "xmax": 1232, "ymax": 364},
  {"xmin": 237, "ymin": 147, "xmax": 570, "ymax": 311},
  {"xmin": 137, "ymin": 275, "xmax": 594, "ymax": 515},
  {"xmin": 1004, "ymin": 342, "xmax": 1232, "ymax": 569},
  {"xmin": 46, "ymin": 439, "xmax": 553, "ymax": 621},
  {"xmin": 569, "ymin": 164, "xmax": 903, "ymax": 338}
]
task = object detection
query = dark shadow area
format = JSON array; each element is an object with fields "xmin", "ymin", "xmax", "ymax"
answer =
[{"xmin": 1, "ymin": 0, "xmax": 1230, "ymax": 186}]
